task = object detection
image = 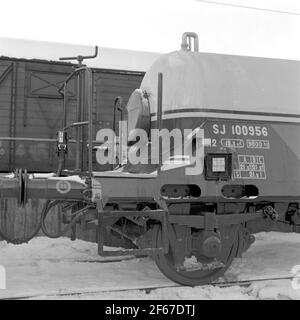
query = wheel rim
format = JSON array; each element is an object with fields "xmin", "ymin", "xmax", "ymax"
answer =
[{"xmin": 152, "ymin": 223, "xmax": 240, "ymax": 286}]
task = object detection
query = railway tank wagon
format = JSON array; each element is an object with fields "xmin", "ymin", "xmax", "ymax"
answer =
[
  {"xmin": 0, "ymin": 33, "xmax": 299, "ymax": 286},
  {"xmin": 137, "ymin": 34, "xmax": 300, "ymax": 200},
  {"xmin": 99, "ymin": 33, "xmax": 300, "ymax": 284}
]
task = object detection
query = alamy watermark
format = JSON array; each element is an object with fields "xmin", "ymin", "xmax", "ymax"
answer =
[
  {"xmin": 0, "ymin": 265, "xmax": 6, "ymax": 290},
  {"xmin": 95, "ymin": 121, "xmax": 208, "ymax": 175}
]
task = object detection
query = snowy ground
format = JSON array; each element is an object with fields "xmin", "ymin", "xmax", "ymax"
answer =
[{"xmin": 0, "ymin": 232, "xmax": 299, "ymax": 300}]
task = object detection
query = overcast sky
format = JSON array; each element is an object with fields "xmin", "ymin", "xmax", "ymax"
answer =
[{"xmin": 0, "ymin": 0, "xmax": 299, "ymax": 60}]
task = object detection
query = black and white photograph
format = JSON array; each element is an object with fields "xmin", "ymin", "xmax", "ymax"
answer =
[{"xmin": 0, "ymin": 0, "xmax": 299, "ymax": 305}]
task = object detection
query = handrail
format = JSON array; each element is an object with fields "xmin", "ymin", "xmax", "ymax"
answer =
[
  {"xmin": 63, "ymin": 121, "xmax": 89, "ymax": 131},
  {"xmin": 58, "ymin": 66, "xmax": 89, "ymax": 96},
  {"xmin": 57, "ymin": 64, "xmax": 94, "ymax": 176}
]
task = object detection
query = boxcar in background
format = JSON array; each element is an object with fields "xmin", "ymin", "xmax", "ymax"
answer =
[
  {"xmin": 0, "ymin": 56, "xmax": 144, "ymax": 172},
  {"xmin": 0, "ymin": 39, "xmax": 160, "ymax": 243}
]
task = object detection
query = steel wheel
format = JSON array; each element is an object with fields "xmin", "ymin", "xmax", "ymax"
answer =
[
  {"xmin": 0, "ymin": 198, "xmax": 43, "ymax": 244},
  {"xmin": 152, "ymin": 223, "xmax": 240, "ymax": 286}
]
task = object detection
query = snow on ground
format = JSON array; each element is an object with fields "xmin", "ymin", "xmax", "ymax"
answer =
[{"xmin": 0, "ymin": 232, "xmax": 299, "ymax": 300}]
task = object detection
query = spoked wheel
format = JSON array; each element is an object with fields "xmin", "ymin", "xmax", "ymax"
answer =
[
  {"xmin": 152, "ymin": 223, "xmax": 240, "ymax": 286},
  {"xmin": 0, "ymin": 197, "xmax": 43, "ymax": 244}
]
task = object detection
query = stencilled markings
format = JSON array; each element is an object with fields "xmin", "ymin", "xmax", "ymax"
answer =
[
  {"xmin": 212, "ymin": 123, "xmax": 268, "ymax": 137},
  {"xmin": 238, "ymin": 155, "xmax": 265, "ymax": 164},
  {"xmin": 233, "ymin": 170, "xmax": 266, "ymax": 179},
  {"xmin": 246, "ymin": 139, "xmax": 270, "ymax": 149},
  {"xmin": 221, "ymin": 138, "xmax": 244, "ymax": 148},
  {"xmin": 233, "ymin": 155, "xmax": 266, "ymax": 179}
]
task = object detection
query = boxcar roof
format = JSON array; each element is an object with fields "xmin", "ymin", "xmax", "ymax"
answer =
[{"xmin": 0, "ymin": 37, "xmax": 161, "ymax": 72}]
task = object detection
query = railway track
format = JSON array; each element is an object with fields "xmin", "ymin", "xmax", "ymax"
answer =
[{"xmin": 1, "ymin": 276, "xmax": 298, "ymax": 300}]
